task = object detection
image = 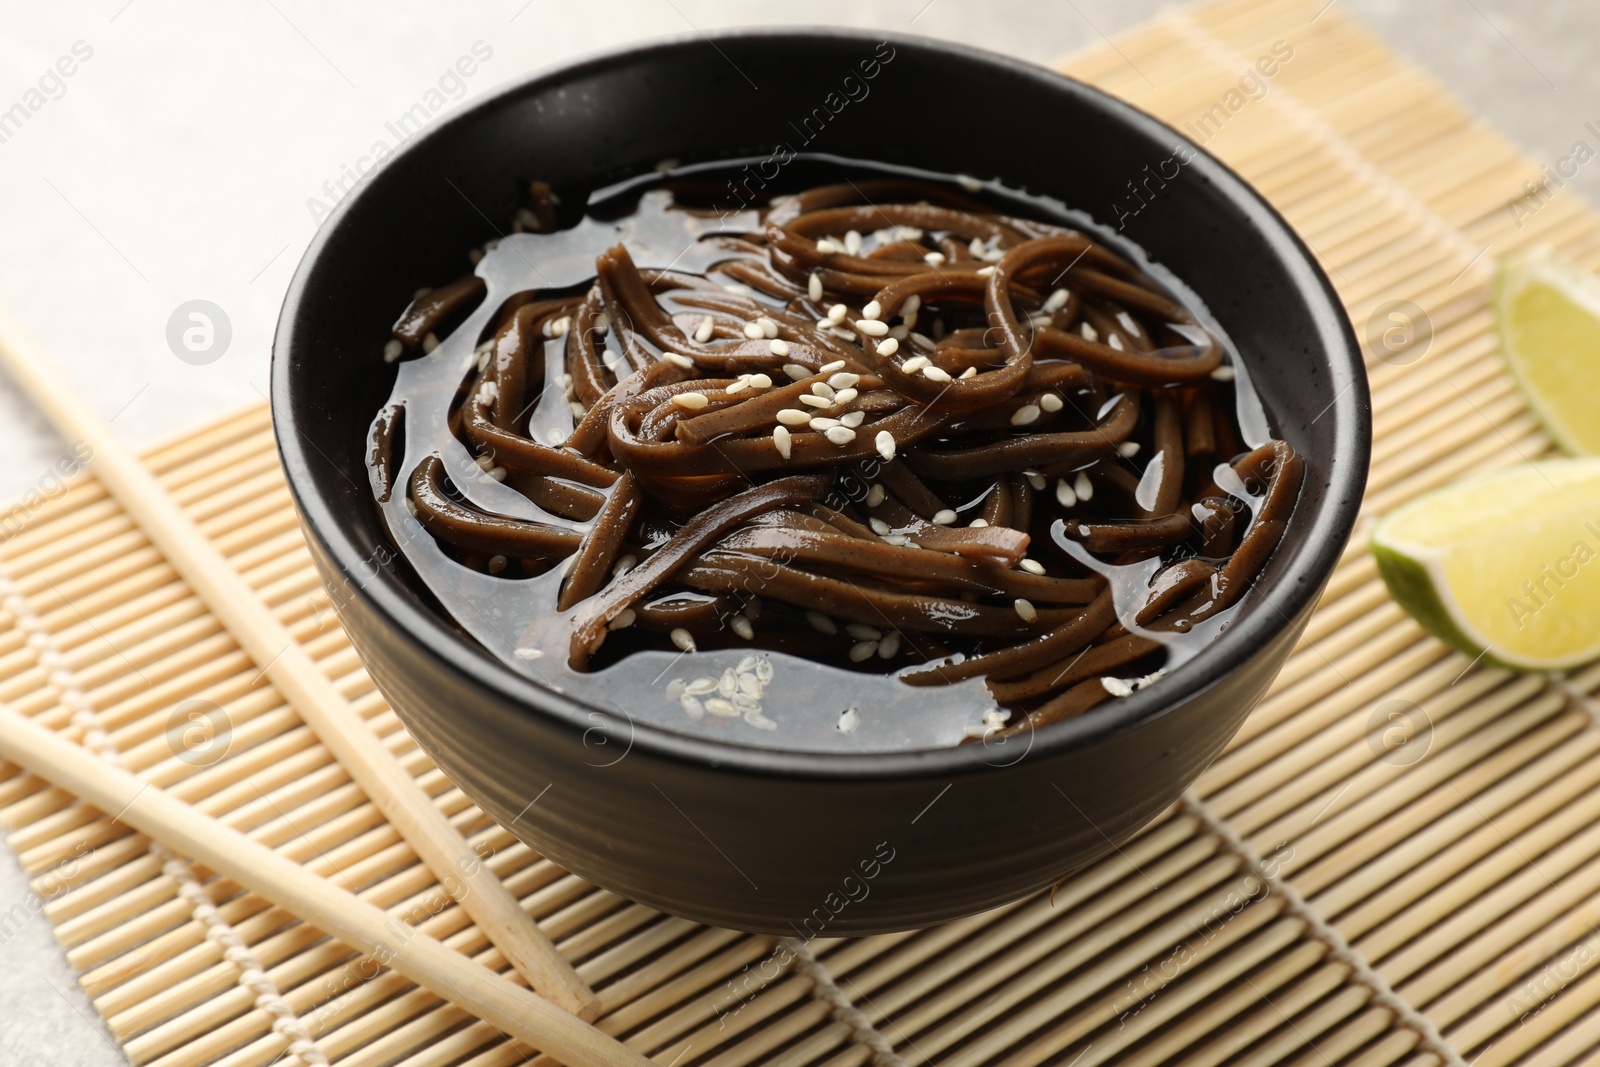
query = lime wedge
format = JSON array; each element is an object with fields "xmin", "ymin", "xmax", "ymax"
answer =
[
  {"xmin": 1372, "ymin": 459, "xmax": 1600, "ymax": 670},
  {"xmin": 1496, "ymin": 247, "xmax": 1600, "ymax": 455}
]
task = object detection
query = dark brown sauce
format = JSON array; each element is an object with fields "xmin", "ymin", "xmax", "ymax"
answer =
[{"xmin": 365, "ymin": 156, "xmax": 1299, "ymax": 753}]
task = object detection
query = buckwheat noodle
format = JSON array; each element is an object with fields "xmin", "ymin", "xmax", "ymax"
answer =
[{"xmin": 367, "ymin": 161, "xmax": 1301, "ymax": 749}]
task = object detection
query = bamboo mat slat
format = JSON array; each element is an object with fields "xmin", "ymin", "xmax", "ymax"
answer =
[{"xmin": 4, "ymin": 2, "xmax": 1598, "ymax": 1063}]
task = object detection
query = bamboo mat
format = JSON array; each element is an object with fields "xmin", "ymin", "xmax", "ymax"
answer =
[{"xmin": 4, "ymin": 1, "xmax": 1597, "ymax": 1063}]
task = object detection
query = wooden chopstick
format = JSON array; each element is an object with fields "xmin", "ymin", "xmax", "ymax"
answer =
[
  {"xmin": 0, "ymin": 309, "xmax": 601, "ymax": 1021},
  {"xmin": 0, "ymin": 704, "xmax": 645, "ymax": 1067}
]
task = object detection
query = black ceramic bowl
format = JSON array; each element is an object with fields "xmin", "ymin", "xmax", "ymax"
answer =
[{"xmin": 273, "ymin": 30, "xmax": 1368, "ymax": 935}]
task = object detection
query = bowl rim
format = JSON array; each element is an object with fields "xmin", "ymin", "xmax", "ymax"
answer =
[{"xmin": 272, "ymin": 25, "xmax": 1370, "ymax": 782}]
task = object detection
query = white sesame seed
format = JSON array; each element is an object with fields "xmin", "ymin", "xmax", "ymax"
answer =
[
  {"xmin": 840, "ymin": 410, "xmax": 865, "ymax": 428},
  {"xmin": 685, "ymin": 676, "xmax": 718, "ymax": 696},
  {"xmin": 809, "ymin": 416, "xmax": 841, "ymax": 431},
  {"xmin": 856, "ymin": 319, "xmax": 890, "ymax": 337},
  {"xmin": 694, "ymin": 316, "xmax": 715, "ymax": 342},
  {"xmin": 862, "ymin": 300, "xmax": 882, "ymax": 321},
  {"xmin": 488, "ymin": 554, "xmax": 508, "ymax": 574},
  {"xmin": 977, "ymin": 265, "xmax": 997, "ymax": 277},
  {"xmin": 828, "ymin": 371, "xmax": 860, "ymax": 389},
  {"xmin": 724, "ymin": 282, "xmax": 753, "ymax": 294},
  {"xmin": 828, "ymin": 303, "xmax": 848, "ymax": 324},
  {"xmin": 970, "ymin": 518, "xmax": 989, "ymax": 527},
  {"xmin": 1011, "ymin": 404, "xmax": 1041, "ymax": 426},
  {"xmin": 670, "ymin": 628, "xmax": 697, "ymax": 652},
  {"xmin": 807, "ymin": 611, "xmax": 838, "ymax": 635},
  {"xmin": 738, "ymin": 672, "xmax": 762, "ymax": 698},
  {"xmin": 876, "ymin": 337, "xmax": 900, "ymax": 357},
  {"xmin": 883, "ymin": 533, "xmax": 910, "ymax": 546},
  {"xmin": 900, "ymin": 355, "xmax": 930, "ymax": 373},
  {"xmin": 878, "ymin": 631, "xmax": 901, "ymax": 658},
  {"xmin": 609, "ymin": 608, "xmax": 636, "ymax": 630},
  {"xmin": 725, "ymin": 378, "xmax": 750, "ymax": 394},
  {"xmin": 1014, "ymin": 598, "xmax": 1038, "ymax": 622},
  {"xmin": 422, "ymin": 332, "xmax": 440, "ymax": 353},
  {"xmin": 1040, "ymin": 393, "xmax": 1064, "ymax": 413},
  {"xmin": 1044, "ymin": 288, "xmax": 1071, "ymax": 313},
  {"xmin": 869, "ymin": 517, "xmax": 891, "ymax": 536},
  {"xmin": 1056, "ymin": 479, "xmax": 1078, "ymax": 507},
  {"xmin": 1028, "ymin": 315, "xmax": 1053, "ymax": 330},
  {"xmin": 809, "ymin": 272, "xmax": 823, "ymax": 302},
  {"xmin": 477, "ymin": 349, "xmax": 492, "ymax": 373},
  {"xmin": 1020, "ymin": 558, "xmax": 1046, "ymax": 575},
  {"xmin": 758, "ymin": 317, "xmax": 779, "ymax": 338},
  {"xmin": 903, "ymin": 294, "xmax": 921, "ymax": 317},
  {"xmin": 865, "ymin": 484, "xmax": 886, "ymax": 507},
  {"xmin": 1026, "ymin": 472, "xmax": 1046, "ymax": 490},
  {"xmin": 833, "ymin": 388, "xmax": 859, "ymax": 404},
  {"xmin": 704, "ymin": 697, "xmax": 739, "ymax": 717},
  {"xmin": 1211, "ymin": 364, "xmax": 1237, "ymax": 381},
  {"xmin": 1080, "ymin": 321, "xmax": 1099, "ymax": 342},
  {"xmin": 613, "ymin": 554, "xmax": 637, "ymax": 577},
  {"xmin": 838, "ymin": 707, "xmax": 861, "ymax": 733},
  {"xmin": 730, "ymin": 615, "xmax": 755, "ymax": 640},
  {"xmin": 932, "ymin": 509, "xmax": 957, "ymax": 526},
  {"xmin": 552, "ymin": 316, "xmax": 571, "ymax": 337},
  {"xmin": 1109, "ymin": 333, "xmax": 1125, "ymax": 351},
  {"xmin": 1075, "ymin": 471, "xmax": 1094, "ymax": 500},
  {"xmin": 820, "ymin": 359, "xmax": 847, "ymax": 374},
  {"xmin": 673, "ymin": 392, "xmax": 709, "ymax": 410},
  {"xmin": 844, "ymin": 230, "xmax": 863, "ymax": 254},
  {"xmin": 846, "ymin": 623, "xmax": 883, "ymax": 640},
  {"xmin": 849, "ymin": 640, "xmax": 878, "ymax": 662},
  {"xmin": 816, "ymin": 237, "xmax": 843, "ymax": 255},
  {"xmin": 748, "ymin": 373, "xmax": 773, "ymax": 389},
  {"xmin": 876, "ymin": 430, "xmax": 896, "ymax": 461},
  {"xmin": 968, "ymin": 237, "xmax": 986, "ymax": 258},
  {"xmin": 776, "ymin": 408, "xmax": 811, "ymax": 426},
  {"xmin": 476, "ymin": 455, "xmax": 493, "ymax": 471},
  {"xmin": 890, "ymin": 324, "xmax": 909, "ymax": 341},
  {"xmin": 477, "ymin": 380, "xmax": 499, "ymax": 405},
  {"xmin": 799, "ymin": 394, "xmax": 834, "ymax": 409},
  {"xmin": 383, "ymin": 339, "xmax": 403, "ymax": 363},
  {"xmin": 922, "ymin": 366, "xmax": 952, "ymax": 383},
  {"xmin": 825, "ymin": 426, "xmax": 857, "ymax": 445},
  {"xmin": 924, "ymin": 251, "xmax": 947, "ymax": 265},
  {"xmin": 770, "ymin": 338, "xmax": 790, "ymax": 356},
  {"xmin": 1119, "ymin": 441, "xmax": 1141, "ymax": 457},
  {"xmin": 772, "ymin": 425, "xmax": 792, "ymax": 459},
  {"xmin": 783, "ymin": 363, "xmax": 811, "ymax": 381},
  {"xmin": 664, "ymin": 352, "xmax": 695, "ymax": 369},
  {"xmin": 744, "ymin": 321, "xmax": 764, "ymax": 339},
  {"xmin": 1101, "ymin": 676, "xmax": 1135, "ymax": 698},
  {"xmin": 487, "ymin": 466, "xmax": 507, "ymax": 482},
  {"xmin": 513, "ymin": 646, "xmax": 543, "ymax": 660},
  {"xmin": 959, "ymin": 366, "xmax": 978, "ymax": 379},
  {"xmin": 811, "ymin": 381, "xmax": 837, "ymax": 399}
]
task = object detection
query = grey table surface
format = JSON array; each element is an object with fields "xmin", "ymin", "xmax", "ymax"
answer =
[{"xmin": 0, "ymin": 1, "xmax": 1594, "ymax": 1061}]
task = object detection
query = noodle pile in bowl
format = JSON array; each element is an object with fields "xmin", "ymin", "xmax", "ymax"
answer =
[{"xmin": 373, "ymin": 173, "xmax": 1300, "ymax": 744}]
